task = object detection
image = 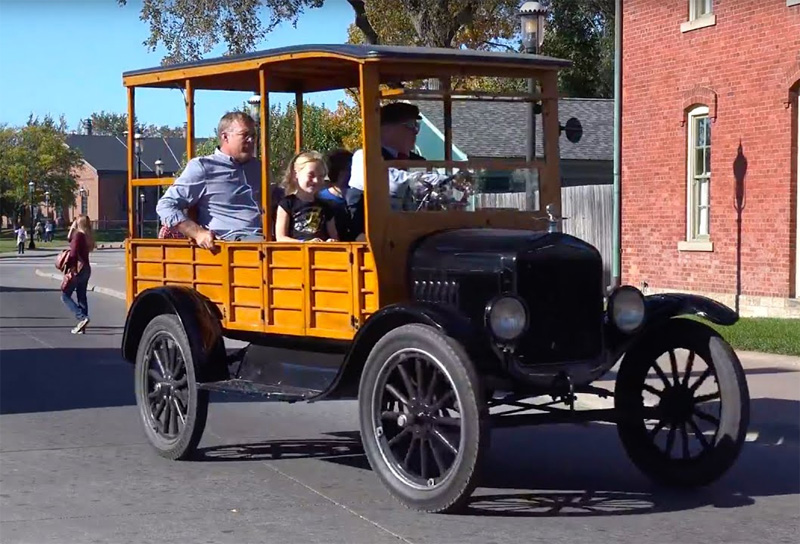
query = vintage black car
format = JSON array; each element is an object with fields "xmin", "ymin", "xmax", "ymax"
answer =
[{"xmin": 120, "ymin": 44, "xmax": 750, "ymax": 514}]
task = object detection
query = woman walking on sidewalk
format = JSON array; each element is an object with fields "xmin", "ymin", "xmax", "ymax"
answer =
[{"xmin": 61, "ymin": 215, "xmax": 95, "ymax": 334}]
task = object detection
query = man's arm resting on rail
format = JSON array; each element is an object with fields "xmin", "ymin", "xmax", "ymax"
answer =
[{"xmin": 155, "ymin": 159, "xmax": 216, "ymax": 248}]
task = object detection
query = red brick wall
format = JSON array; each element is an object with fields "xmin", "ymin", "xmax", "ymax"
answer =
[
  {"xmin": 622, "ymin": 1, "xmax": 800, "ymax": 298},
  {"xmin": 70, "ymin": 162, "xmax": 99, "ymax": 222},
  {"xmin": 97, "ymin": 173, "xmax": 128, "ymax": 225}
]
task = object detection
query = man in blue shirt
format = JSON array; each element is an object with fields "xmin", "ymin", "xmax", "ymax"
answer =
[{"xmin": 156, "ymin": 111, "xmax": 263, "ymax": 249}]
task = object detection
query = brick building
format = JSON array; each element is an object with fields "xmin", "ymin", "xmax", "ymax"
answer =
[
  {"xmin": 621, "ymin": 1, "xmax": 800, "ymax": 317},
  {"xmin": 61, "ymin": 135, "xmax": 192, "ymax": 229}
]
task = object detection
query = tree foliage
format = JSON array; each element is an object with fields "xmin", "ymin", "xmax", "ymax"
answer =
[
  {"xmin": 120, "ymin": 0, "xmax": 615, "ymax": 97},
  {"xmin": 540, "ymin": 0, "xmax": 614, "ymax": 98},
  {"xmin": 0, "ymin": 116, "xmax": 83, "ymax": 224},
  {"xmin": 81, "ymin": 111, "xmax": 184, "ymax": 138},
  {"xmin": 179, "ymin": 100, "xmax": 360, "ymax": 179}
]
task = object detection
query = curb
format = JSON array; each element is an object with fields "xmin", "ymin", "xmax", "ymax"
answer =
[{"xmin": 34, "ymin": 269, "xmax": 126, "ymax": 300}]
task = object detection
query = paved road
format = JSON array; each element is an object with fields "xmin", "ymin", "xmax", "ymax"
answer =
[{"xmin": 1, "ymin": 257, "xmax": 799, "ymax": 544}]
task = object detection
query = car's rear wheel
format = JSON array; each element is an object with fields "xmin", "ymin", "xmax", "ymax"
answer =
[
  {"xmin": 615, "ymin": 318, "xmax": 749, "ymax": 487},
  {"xmin": 358, "ymin": 324, "xmax": 488, "ymax": 513},
  {"xmin": 134, "ymin": 314, "xmax": 209, "ymax": 460}
]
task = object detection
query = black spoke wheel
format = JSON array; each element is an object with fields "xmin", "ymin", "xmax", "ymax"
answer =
[
  {"xmin": 135, "ymin": 314, "xmax": 208, "ymax": 460},
  {"xmin": 359, "ymin": 324, "xmax": 487, "ymax": 513},
  {"xmin": 615, "ymin": 318, "xmax": 749, "ymax": 487}
]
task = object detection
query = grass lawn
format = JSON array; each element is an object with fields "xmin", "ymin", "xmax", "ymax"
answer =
[{"xmin": 697, "ymin": 317, "xmax": 800, "ymax": 357}]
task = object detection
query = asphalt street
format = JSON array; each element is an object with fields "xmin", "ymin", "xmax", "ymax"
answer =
[{"xmin": 0, "ymin": 251, "xmax": 799, "ymax": 544}]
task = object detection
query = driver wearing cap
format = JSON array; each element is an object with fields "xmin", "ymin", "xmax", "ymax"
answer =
[{"xmin": 346, "ymin": 102, "xmax": 452, "ymax": 237}]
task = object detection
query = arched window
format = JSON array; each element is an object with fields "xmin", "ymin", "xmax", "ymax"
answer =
[{"xmin": 686, "ymin": 105, "xmax": 711, "ymax": 242}]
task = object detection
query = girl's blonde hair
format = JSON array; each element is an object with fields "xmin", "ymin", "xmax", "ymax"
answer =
[
  {"xmin": 281, "ymin": 150, "xmax": 327, "ymax": 195},
  {"xmin": 75, "ymin": 215, "xmax": 96, "ymax": 252}
]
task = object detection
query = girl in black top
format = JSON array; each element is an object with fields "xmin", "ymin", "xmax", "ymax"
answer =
[{"xmin": 275, "ymin": 151, "xmax": 339, "ymax": 242}]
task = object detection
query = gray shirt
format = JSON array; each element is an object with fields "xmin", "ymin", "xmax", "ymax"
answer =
[{"xmin": 156, "ymin": 148, "xmax": 263, "ymax": 239}]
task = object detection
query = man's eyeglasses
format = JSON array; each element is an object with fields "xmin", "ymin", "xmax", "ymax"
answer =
[{"xmin": 226, "ymin": 130, "xmax": 256, "ymax": 142}]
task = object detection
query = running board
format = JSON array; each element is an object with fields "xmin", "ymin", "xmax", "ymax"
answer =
[{"xmin": 198, "ymin": 379, "xmax": 322, "ymax": 402}]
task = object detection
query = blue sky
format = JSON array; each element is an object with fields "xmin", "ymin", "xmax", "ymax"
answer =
[{"xmin": 0, "ymin": 0, "xmax": 353, "ymax": 136}]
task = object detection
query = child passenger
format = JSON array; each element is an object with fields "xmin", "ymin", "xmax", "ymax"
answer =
[{"xmin": 275, "ymin": 151, "xmax": 339, "ymax": 242}]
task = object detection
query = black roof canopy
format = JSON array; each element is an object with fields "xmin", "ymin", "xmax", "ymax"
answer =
[
  {"xmin": 122, "ymin": 44, "xmax": 572, "ymax": 93},
  {"xmin": 123, "ymin": 44, "xmax": 571, "ymax": 78}
]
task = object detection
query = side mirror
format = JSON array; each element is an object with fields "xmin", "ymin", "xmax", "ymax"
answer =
[{"xmin": 560, "ymin": 117, "xmax": 583, "ymax": 144}]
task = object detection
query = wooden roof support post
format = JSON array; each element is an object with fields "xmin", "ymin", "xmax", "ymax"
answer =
[
  {"xmin": 442, "ymin": 76, "xmax": 453, "ymax": 174},
  {"xmin": 185, "ymin": 79, "xmax": 195, "ymax": 161},
  {"xmin": 539, "ymin": 70, "xmax": 562, "ymax": 215},
  {"xmin": 259, "ymin": 68, "xmax": 271, "ymax": 239},
  {"xmin": 295, "ymin": 90, "xmax": 303, "ymax": 152},
  {"xmin": 127, "ymin": 86, "xmax": 135, "ymax": 240}
]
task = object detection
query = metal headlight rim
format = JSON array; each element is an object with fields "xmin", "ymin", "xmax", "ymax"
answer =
[
  {"xmin": 484, "ymin": 294, "xmax": 529, "ymax": 343},
  {"xmin": 608, "ymin": 285, "xmax": 646, "ymax": 334}
]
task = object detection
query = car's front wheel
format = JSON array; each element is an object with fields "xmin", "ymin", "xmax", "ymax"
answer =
[
  {"xmin": 358, "ymin": 324, "xmax": 488, "ymax": 513},
  {"xmin": 615, "ymin": 318, "xmax": 750, "ymax": 487},
  {"xmin": 134, "ymin": 314, "xmax": 209, "ymax": 460}
]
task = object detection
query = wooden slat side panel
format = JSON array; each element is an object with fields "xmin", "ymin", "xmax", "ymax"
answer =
[
  {"xmin": 307, "ymin": 245, "xmax": 353, "ymax": 338},
  {"xmin": 353, "ymin": 244, "xmax": 378, "ymax": 325},
  {"xmin": 227, "ymin": 246, "xmax": 263, "ymax": 331},
  {"xmin": 265, "ymin": 245, "xmax": 305, "ymax": 335}
]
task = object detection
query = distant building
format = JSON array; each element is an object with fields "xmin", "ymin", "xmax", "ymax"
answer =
[
  {"xmin": 414, "ymin": 98, "xmax": 613, "ymax": 188},
  {"xmin": 621, "ymin": 1, "xmax": 799, "ymax": 317},
  {"xmin": 62, "ymin": 135, "xmax": 199, "ymax": 229}
]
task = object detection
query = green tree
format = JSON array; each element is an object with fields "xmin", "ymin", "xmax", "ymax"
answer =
[
  {"xmin": 119, "ymin": 0, "xmax": 519, "ymax": 64},
  {"xmin": 540, "ymin": 0, "xmax": 614, "ymax": 98},
  {"xmin": 120, "ymin": 0, "xmax": 614, "ymax": 98},
  {"xmin": 176, "ymin": 101, "xmax": 360, "ymax": 179},
  {"xmin": 0, "ymin": 116, "xmax": 83, "ymax": 225},
  {"xmin": 81, "ymin": 111, "xmax": 185, "ymax": 137}
]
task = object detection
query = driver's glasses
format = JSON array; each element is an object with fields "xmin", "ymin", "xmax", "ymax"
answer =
[{"xmin": 401, "ymin": 120, "xmax": 420, "ymax": 133}]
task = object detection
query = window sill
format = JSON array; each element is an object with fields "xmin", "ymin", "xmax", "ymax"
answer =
[
  {"xmin": 789, "ymin": 0, "xmax": 800, "ymax": 7},
  {"xmin": 680, "ymin": 14, "xmax": 716, "ymax": 33},
  {"xmin": 678, "ymin": 240, "xmax": 714, "ymax": 252}
]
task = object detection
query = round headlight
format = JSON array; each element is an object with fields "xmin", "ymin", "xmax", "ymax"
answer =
[
  {"xmin": 486, "ymin": 296, "xmax": 527, "ymax": 342},
  {"xmin": 609, "ymin": 286, "xmax": 646, "ymax": 334}
]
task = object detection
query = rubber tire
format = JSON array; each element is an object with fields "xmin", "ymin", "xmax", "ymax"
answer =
[
  {"xmin": 134, "ymin": 314, "xmax": 209, "ymax": 460},
  {"xmin": 358, "ymin": 323, "xmax": 488, "ymax": 514},
  {"xmin": 615, "ymin": 318, "xmax": 750, "ymax": 487}
]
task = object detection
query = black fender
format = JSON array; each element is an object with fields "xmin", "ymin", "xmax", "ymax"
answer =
[
  {"xmin": 644, "ymin": 293, "xmax": 738, "ymax": 326},
  {"xmin": 121, "ymin": 286, "xmax": 226, "ymax": 381},
  {"xmin": 316, "ymin": 302, "xmax": 491, "ymax": 400},
  {"xmin": 605, "ymin": 293, "xmax": 738, "ymax": 359}
]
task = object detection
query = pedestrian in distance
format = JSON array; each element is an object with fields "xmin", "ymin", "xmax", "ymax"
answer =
[
  {"xmin": 14, "ymin": 225, "xmax": 27, "ymax": 254},
  {"xmin": 61, "ymin": 215, "xmax": 95, "ymax": 334}
]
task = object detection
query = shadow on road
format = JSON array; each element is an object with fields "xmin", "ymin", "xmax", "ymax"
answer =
[
  {"xmin": 0, "ymin": 285, "xmax": 60, "ymax": 294},
  {"xmin": 0, "ymin": 348, "xmax": 136, "ymax": 414},
  {"xmin": 190, "ymin": 399, "xmax": 799, "ymax": 519}
]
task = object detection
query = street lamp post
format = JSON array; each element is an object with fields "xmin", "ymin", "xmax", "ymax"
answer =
[
  {"xmin": 139, "ymin": 192, "xmax": 146, "ymax": 238},
  {"xmin": 44, "ymin": 191, "xmax": 50, "ymax": 219},
  {"xmin": 28, "ymin": 181, "xmax": 36, "ymax": 249},
  {"xmin": 519, "ymin": 1, "xmax": 547, "ymax": 210},
  {"xmin": 247, "ymin": 94, "xmax": 261, "ymax": 158},
  {"xmin": 134, "ymin": 132, "xmax": 144, "ymax": 237}
]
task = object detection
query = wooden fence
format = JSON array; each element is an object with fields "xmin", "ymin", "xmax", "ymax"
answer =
[{"xmin": 471, "ymin": 184, "xmax": 613, "ymax": 286}]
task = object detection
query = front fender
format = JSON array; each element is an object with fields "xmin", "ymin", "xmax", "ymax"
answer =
[
  {"xmin": 644, "ymin": 293, "xmax": 738, "ymax": 326},
  {"xmin": 121, "ymin": 287, "xmax": 224, "ymax": 375},
  {"xmin": 316, "ymin": 302, "xmax": 489, "ymax": 400},
  {"xmin": 605, "ymin": 293, "xmax": 737, "ymax": 359}
]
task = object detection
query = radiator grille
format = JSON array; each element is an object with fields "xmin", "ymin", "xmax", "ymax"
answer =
[{"xmin": 515, "ymin": 257, "xmax": 604, "ymax": 364}]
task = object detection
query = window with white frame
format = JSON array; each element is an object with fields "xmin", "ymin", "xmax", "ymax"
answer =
[
  {"xmin": 690, "ymin": 0, "xmax": 713, "ymax": 20},
  {"xmin": 687, "ymin": 106, "xmax": 711, "ymax": 240}
]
